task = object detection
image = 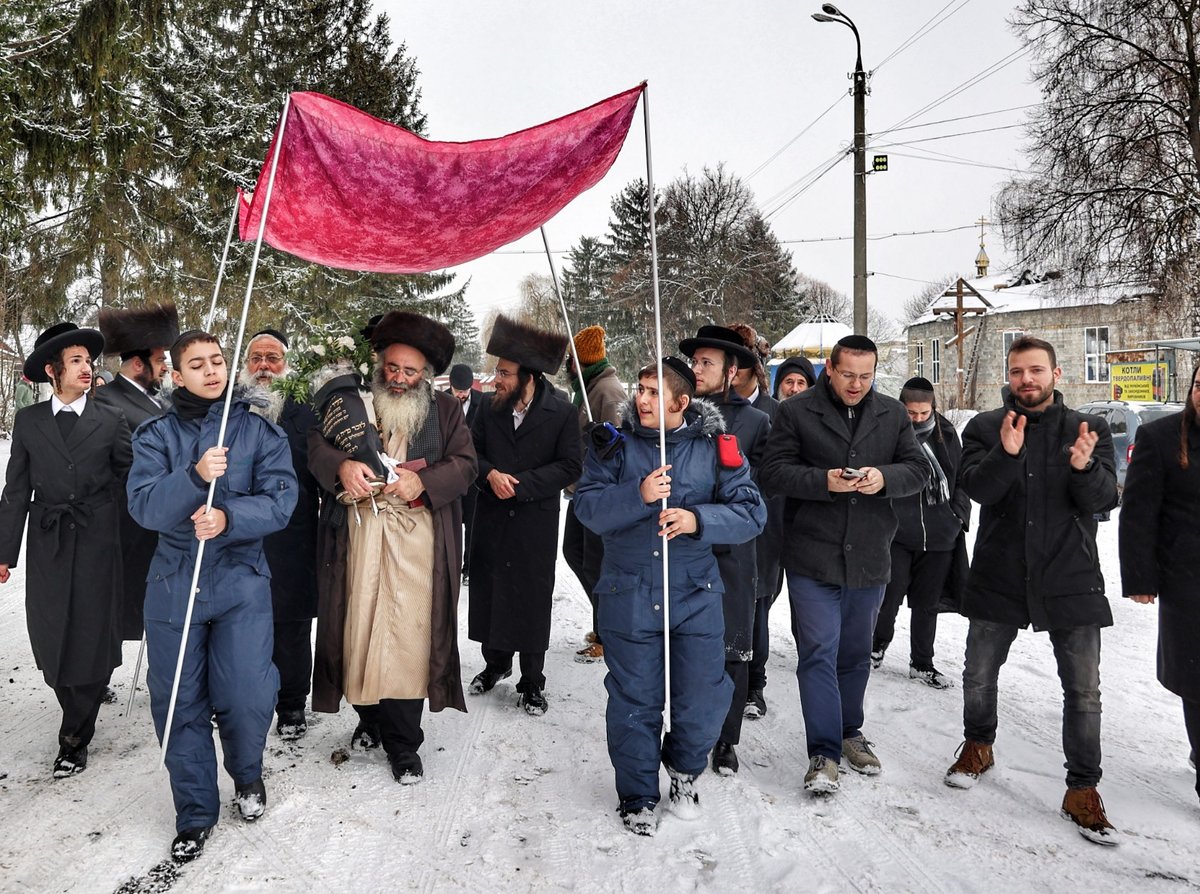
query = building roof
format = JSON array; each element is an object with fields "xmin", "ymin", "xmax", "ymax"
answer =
[
  {"xmin": 910, "ymin": 270, "xmax": 1154, "ymax": 326},
  {"xmin": 773, "ymin": 314, "xmax": 853, "ymax": 357}
]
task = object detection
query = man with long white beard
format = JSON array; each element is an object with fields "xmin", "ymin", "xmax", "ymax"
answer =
[
  {"xmin": 307, "ymin": 312, "xmax": 476, "ymax": 782},
  {"xmin": 238, "ymin": 330, "xmax": 321, "ymax": 741}
]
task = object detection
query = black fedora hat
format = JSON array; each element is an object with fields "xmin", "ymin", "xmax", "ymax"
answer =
[
  {"xmin": 24, "ymin": 323, "xmax": 105, "ymax": 383},
  {"xmin": 678, "ymin": 324, "xmax": 757, "ymax": 369}
]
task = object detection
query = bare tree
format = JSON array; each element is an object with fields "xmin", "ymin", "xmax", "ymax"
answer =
[
  {"xmin": 998, "ymin": 0, "xmax": 1200, "ymax": 332},
  {"xmin": 901, "ymin": 275, "xmax": 958, "ymax": 324}
]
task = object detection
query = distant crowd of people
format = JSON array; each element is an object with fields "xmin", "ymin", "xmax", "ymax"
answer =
[{"xmin": 1, "ymin": 306, "xmax": 1197, "ymax": 861}]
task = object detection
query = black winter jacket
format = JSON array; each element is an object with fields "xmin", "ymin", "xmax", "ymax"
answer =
[
  {"xmin": 960, "ymin": 389, "xmax": 1118, "ymax": 630},
  {"xmin": 893, "ymin": 412, "xmax": 970, "ymax": 553}
]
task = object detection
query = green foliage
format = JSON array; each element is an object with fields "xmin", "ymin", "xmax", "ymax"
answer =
[{"xmin": 271, "ymin": 324, "xmax": 374, "ymax": 405}]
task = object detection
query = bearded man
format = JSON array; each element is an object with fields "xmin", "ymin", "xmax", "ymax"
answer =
[
  {"xmin": 96, "ymin": 302, "xmax": 178, "ymax": 641},
  {"xmin": 238, "ymin": 329, "xmax": 320, "ymax": 741},
  {"xmin": 307, "ymin": 312, "xmax": 476, "ymax": 782},
  {"xmin": 467, "ymin": 315, "xmax": 582, "ymax": 716}
]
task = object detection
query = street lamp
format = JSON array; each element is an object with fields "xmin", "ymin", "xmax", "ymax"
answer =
[{"xmin": 812, "ymin": 3, "xmax": 868, "ymax": 336}]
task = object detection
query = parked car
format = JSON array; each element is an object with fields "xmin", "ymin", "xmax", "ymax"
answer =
[{"xmin": 1077, "ymin": 399, "xmax": 1184, "ymax": 497}]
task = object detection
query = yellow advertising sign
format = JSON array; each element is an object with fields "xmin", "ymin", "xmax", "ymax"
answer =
[{"xmin": 1109, "ymin": 362, "xmax": 1169, "ymax": 402}]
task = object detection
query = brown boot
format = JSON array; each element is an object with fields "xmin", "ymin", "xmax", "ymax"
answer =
[
  {"xmin": 944, "ymin": 740, "xmax": 994, "ymax": 789},
  {"xmin": 1061, "ymin": 787, "xmax": 1121, "ymax": 846}
]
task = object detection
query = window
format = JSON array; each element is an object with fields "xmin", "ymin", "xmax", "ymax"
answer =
[
  {"xmin": 914, "ymin": 343, "xmax": 925, "ymax": 378},
  {"xmin": 931, "ymin": 339, "xmax": 941, "ymax": 384},
  {"xmin": 1002, "ymin": 330, "xmax": 1025, "ymax": 377},
  {"xmin": 1085, "ymin": 326, "xmax": 1110, "ymax": 383}
]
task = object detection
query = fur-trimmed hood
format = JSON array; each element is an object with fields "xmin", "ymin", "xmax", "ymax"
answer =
[
  {"xmin": 98, "ymin": 302, "xmax": 179, "ymax": 356},
  {"xmin": 486, "ymin": 314, "xmax": 568, "ymax": 374},
  {"xmin": 618, "ymin": 395, "xmax": 726, "ymax": 440}
]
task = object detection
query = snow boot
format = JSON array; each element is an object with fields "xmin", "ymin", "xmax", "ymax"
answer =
[
  {"xmin": 171, "ymin": 826, "xmax": 213, "ymax": 863},
  {"xmin": 945, "ymin": 740, "xmax": 994, "ymax": 789},
  {"xmin": 712, "ymin": 741, "xmax": 739, "ymax": 775},
  {"xmin": 909, "ymin": 663, "xmax": 952, "ymax": 689},
  {"xmin": 574, "ymin": 642, "xmax": 604, "ymax": 664},
  {"xmin": 1061, "ymin": 787, "xmax": 1121, "ymax": 846},
  {"xmin": 744, "ymin": 688, "xmax": 767, "ymax": 720},
  {"xmin": 52, "ymin": 745, "xmax": 87, "ymax": 779},
  {"xmin": 842, "ymin": 736, "xmax": 882, "ymax": 775},
  {"xmin": 389, "ymin": 751, "xmax": 424, "ymax": 784},
  {"xmin": 620, "ymin": 806, "xmax": 658, "ymax": 837},
  {"xmin": 665, "ymin": 765, "xmax": 701, "ymax": 820},
  {"xmin": 518, "ymin": 684, "xmax": 548, "ymax": 716},
  {"xmin": 235, "ymin": 779, "xmax": 266, "ymax": 822},
  {"xmin": 804, "ymin": 755, "xmax": 839, "ymax": 794},
  {"xmin": 276, "ymin": 709, "xmax": 307, "ymax": 742},
  {"xmin": 467, "ymin": 666, "xmax": 511, "ymax": 695},
  {"xmin": 870, "ymin": 646, "xmax": 886, "ymax": 670}
]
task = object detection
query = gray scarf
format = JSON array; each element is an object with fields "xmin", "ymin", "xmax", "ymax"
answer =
[{"xmin": 914, "ymin": 416, "xmax": 950, "ymax": 505}]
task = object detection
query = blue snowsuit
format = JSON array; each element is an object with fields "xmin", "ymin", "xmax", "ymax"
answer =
[
  {"xmin": 128, "ymin": 398, "xmax": 297, "ymax": 833},
  {"xmin": 574, "ymin": 398, "xmax": 765, "ymax": 812}
]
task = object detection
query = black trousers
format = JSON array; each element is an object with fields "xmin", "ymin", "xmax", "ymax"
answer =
[
  {"xmin": 719, "ymin": 659, "xmax": 750, "ymax": 746},
  {"xmin": 462, "ymin": 489, "xmax": 478, "ymax": 576},
  {"xmin": 1184, "ymin": 696, "xmax": 1200, "ymax": 797},
  {"xmin": 53, "ymin": 677, "xmax": 109, "ymax": 752},
  {"xmin": 873, "ymin": 544, "xmax": 954, "ymax": 666},
  {"xmin": 562, "ymin": 501, "xmax": 605, "ymax": 642},
  {"xmin": 748, "ymin": 596, "xmax": 773, "ymax": 691},
  {"xmin": 354, "ymin": 699, "xmax": 424, "ymax": 757},
  {"xmin": 273, "ymin": 617, "xmax": 314, "ymax": 714},
  {"xmin": 482, "ymin": 646, "xmax": 546, "ymax": 692}
]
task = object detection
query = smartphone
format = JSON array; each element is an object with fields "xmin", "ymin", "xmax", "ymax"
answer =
[{"xmin": 841, "ymin": 467, "xmax": 867, "ymax": 479}]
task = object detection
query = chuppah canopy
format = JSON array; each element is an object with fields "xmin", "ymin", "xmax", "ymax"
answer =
[{"xmin": 237, "ymin": 85, "xmax": 644, "ymax": 274}]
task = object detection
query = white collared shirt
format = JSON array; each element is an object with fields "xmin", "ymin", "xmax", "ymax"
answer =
[{"xmin": 51, "ymin": 393, "xmax": 87, "ymax": 416}]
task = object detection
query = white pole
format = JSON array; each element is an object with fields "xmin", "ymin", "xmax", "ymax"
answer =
[
  {"xmin": 642, "ymin": 84, "xmax": 671, "ymax": 733},
  {"xmin": 159, "ymin": 94, "xmax": 294, "ymax": 768},
  {"xmin": 540, "ymin": 226, "xmax": 592, "ymax": 424},
  {"xmin": 205, "ymin": 200, "xmax": 240, "ymax": 330}
]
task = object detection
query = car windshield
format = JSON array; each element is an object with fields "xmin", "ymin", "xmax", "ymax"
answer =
[{"xmin": 1137, "ymin": 405, "xmax": 1181, "ymax": 423}]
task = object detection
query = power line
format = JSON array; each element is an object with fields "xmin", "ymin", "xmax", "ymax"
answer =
[
  {"xmin": 884, "ymin": 148, "xmax": 1025, "ymax": 173},
  {"xmin": 781, "ymin": 223, "xmax": 978, "ymax": 245},
  {"xmin": 747, "ymin": 93, "xmax": 846, "ymax": 181},
  {"xmin": 871, "ymin": 122, "xmax": 1026, "ymax": 150},
  {"xmin": 874, "ymin": 0, "xmax": 974, "ymax": 73},
  {"xmin": 872, "ymin": 271, "xmax": 954, "ymax": 286},
  {"xmin": 763, "ymin": 152, "xmax": 848, "ymax": 220},
  {"xmin": 871, "ymin": 103, "xmax": 1040, "ymax": 135}
]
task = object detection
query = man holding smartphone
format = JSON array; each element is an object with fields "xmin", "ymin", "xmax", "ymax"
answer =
[{"xmin": 760, "ymin": 335, "xmax": 926, "ymax": 795}]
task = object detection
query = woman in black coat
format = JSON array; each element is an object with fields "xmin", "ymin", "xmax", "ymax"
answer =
[{"xmin": 1119, "ymin": 363, "xmax": 1200, "ymax": 802}]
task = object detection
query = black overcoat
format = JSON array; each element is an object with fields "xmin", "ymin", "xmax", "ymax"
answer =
[
  {"xmin": 262, "ymin": 397, "xmax": 319, "ymax": 620},
  {"xmin": 94, "ymin": 375, "xmax": 165, "ymax": 638},
  {"xmin": 469, "ymin": 379, "xmax": 582, "ymax": 652},
  {"xmin": 1118, "ymin": 413, "xmax": 1200, "ymax": 700},
  {"xmin": 960, "ymin": 390, "xmax": 1118, "ymax": 630},
  {"xmin": 0, "ymin": 400, "xmax": 132, "ymax": 686},
  {"xmin": 759, "ymin": 381, "xmax": 927, "ymax": 588}
]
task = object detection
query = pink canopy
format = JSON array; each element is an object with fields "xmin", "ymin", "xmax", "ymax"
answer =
[{"xmin": 238, "ymin": 85, "xmax": 644, "ymax": 273}]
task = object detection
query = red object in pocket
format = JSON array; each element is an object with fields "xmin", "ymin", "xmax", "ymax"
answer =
[{"xmin": 716, "ymin": 434, "xmax": 743, "ymax": 469}]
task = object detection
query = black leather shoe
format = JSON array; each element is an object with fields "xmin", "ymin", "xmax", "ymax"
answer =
[
  {"xmin": 744, "ymin": 688, "xmax": 767, "ymax": 720},
  {"xmin": 518, "ymin": 685, "xmax": 548, "ymax": 716},
  {"xmin": 171, "ymin": 826, "xmax": 213, "ymax": 863},
  {"xmin": 388, "ymin": 751, "xmax": 424, "ymax": 784},
  {"xmin": 712, "ymin": 741, "xmax": 739, "ymax": 775},
  {"xmin": 52, "ymin": 745, "xmax": 88, "ymax": 779},
  {"xmin": 468, "ymin": 667, "xmax": 512, "ymax": 695}
]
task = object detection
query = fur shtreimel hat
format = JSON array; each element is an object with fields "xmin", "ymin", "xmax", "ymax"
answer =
[
  {"xmin": 573, "ymin": 325, "xmax": 606, "ymax": 366},
  {"xmin": 24, "ymin": 323, "xmax": 105, "ymax": 383},
  {"xmin": 370, "ymin": 311, "xmax": 456, "ymax": 375},
  {"xmin": 486, "ymin": 314, "xmax": 569, "ymax": 374},
  {"xmin": 98, "ymin": 302, "xmax": 180, "ymax": 359}
]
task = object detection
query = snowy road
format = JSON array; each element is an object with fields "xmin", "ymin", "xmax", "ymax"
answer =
[{"xmin": 0, "ymin": 435, "xmax": 1198, "ymax": 892}]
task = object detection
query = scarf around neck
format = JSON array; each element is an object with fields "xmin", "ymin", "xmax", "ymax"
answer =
[
  {"xmin": 571, "ymin": 357, "xmax": 611, "ymax": 407},
  {"xmin": 172, "ymin": 386, "xmax": 226, "ymax": 421},
  {"xmin": 913, "ymin": 416, "xmax": 950, "ymax": 505}
]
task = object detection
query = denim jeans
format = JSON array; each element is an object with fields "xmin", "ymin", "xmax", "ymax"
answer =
[
  {"xmin": 787, "ymin": 573, "xmax": 886, "ymax": 760},
  {"xmin": 962, "ymin": 618, "xmax": 1103, "ymax": 788}
]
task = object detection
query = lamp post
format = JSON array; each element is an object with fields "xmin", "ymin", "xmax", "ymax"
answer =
[{"xmin": 812, "ymin": 3, "xmax": 868, "ymax": 336}]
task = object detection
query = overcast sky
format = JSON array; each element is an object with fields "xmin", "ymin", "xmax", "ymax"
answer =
[{"xmin": 379, "ymin": 0, "xmax": 1041, "ymax": 329}]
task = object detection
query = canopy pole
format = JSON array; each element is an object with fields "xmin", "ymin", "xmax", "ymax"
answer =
[
  {"xmin": 160, "ymin": 94, "xmax": 293, "ymax": 769},
  {"xmin": 642, "ymin": 84, "xmax": 671, "ymax": 733},
  {"xmin": 204, "ymin": 200, "xmax": 240, "ymax": 330},
  {"xmin": 540, "ymin": 226, "xmax": 592, "ymax": 424}
]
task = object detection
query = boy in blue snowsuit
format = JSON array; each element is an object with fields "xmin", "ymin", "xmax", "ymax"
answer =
[
  {"xmin": 574, "ymin": 358, "xmax": 765, "ymax": 836},
  {"xmin": 128, "ymin": 330, "xmax": 297, "ymax": 862}
]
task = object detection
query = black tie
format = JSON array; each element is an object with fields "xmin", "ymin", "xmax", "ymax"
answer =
[{"xmin": 55, "ymin": 407, "xmax": 77, "ymax": 439}]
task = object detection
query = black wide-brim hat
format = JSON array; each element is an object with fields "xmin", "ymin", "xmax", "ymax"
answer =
[
  {"xmin": 370, "ymin": 311, "xmax": 456, "ymax": 375},
  {"xmin": 678, "ymin": 324, "xmax": 757, "ymax": 369},
  {"xmin": 24, "ymin": 323, "xmax": 105, "ymax": 383}
]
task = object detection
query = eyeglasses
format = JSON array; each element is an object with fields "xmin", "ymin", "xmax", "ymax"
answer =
[
  {"xmin": 494, "ymin": 368, "xmax": 518, "ymax": 380},
  {"xmin": 833, "ymin": 369, "xmax": 875, "ymax": 384},
  {"xmin": 689, "ymin": 357, "xmax": 722, "ymax": 371},
  {"xmin": 248, "ymin": 353, "xmax": 284, "ymax": 365},
  {"xmin": 384, "ymin": 364, "xmax": 424, "ymax": 379}
]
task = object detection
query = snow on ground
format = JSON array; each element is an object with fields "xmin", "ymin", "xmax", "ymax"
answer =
[{"xmin": 0, "ymin": 435, "xmax": 1198, "ymax": 894}]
